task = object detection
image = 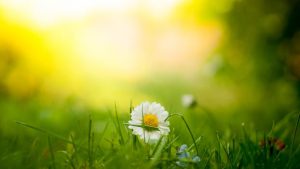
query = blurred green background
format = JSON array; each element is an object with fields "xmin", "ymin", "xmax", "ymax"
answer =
[
  {"xmin": 1, "ymin": 0, "xmax": 300, "ymax": 165},
  {"xmin": 1, "ymin": 0, "xmax": 300, "ymax": 127}
]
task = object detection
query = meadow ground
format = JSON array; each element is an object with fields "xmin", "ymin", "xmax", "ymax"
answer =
[{"xmin": 0, "ymin": 98, "xmax": 299, "ymax": 169}]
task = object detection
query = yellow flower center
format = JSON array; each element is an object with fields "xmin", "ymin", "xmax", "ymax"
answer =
[{"xmin": 143, "ymin": 114, "xmax": 159, "ymax": 128}]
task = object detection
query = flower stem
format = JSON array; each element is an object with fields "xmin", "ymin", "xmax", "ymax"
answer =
[{"xmin": 166, "ymin": 113, "xmax": 199, "ymax": 156}]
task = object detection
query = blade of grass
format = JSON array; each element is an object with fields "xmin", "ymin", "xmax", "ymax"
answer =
[
  {"xmin": 123, "ymin": 123, "xmax": 160, "ymax": 131},
  {"xmin": 129, "ymin": 100, "xmax": 133, "ymax": 114},
  {"xmin": 150, "ymin": 136, "xmax": 164, "ymax": 157},
  {"xmin": 48, "ymin": 136, "xmax": 56, "ymax": 169},
  {"xmin": 166, "ymin": 113, "xmax": 199, "ymax": 156},
  {"xmin": 142, "ymin": 105, "xmax": 146, "ymax": 145},
  {"xmin": 204, "ymin": 150, "xmax": 214, "ymax": 169},
  {"xmin": 98, "ymin": 122, "xmax": 110, "ymax": 144},
  {"xmin": 16, "ymin": 121, "xmax": 73, "ymax": 144},
  {"xmin": 132, "ymin": 135, "xmax": 138, "ymax": 150},
  {"xmin": 216, "ymin": 132, "xmax": 233, "ymax": 168},
  {"xmin": 69, "ymin": 134, "xmax": 78, "ymax": 169},
  {"xmin": 114, "ymin": 103, "xmax": 124, "ymax": 145},
  {"xmin": 187, "ymin": 136, "xmax": 202, "ymax": 152},
  {"xmin": 290, "ymin": 113, "xmax": 300, "ymax": 155},
  {"xmin": 286, "ymin": 113, "xmax": 300, "ymax": 169},
  {"xmin": 88, "ymin": 115, "xmax": 94, "ymax": 169},
  {"xmin": 163, "ymin": 136, "xmax": 179, "ymax": 151},
  {"xmin": 58, "ymin": 151, "xmax": 76, "ymax": 169},
  {"xmin": 148, "ymin": 136, "xmax": 167, "ymax": 168}
]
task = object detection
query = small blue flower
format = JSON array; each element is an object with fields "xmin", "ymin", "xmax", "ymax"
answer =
[
  {"xmin": 178, "ymin": 151, "xmax": 190, "ymax": 159},
  {"xmin": 176, "ymin": 144, "xmax": 201, "ymax": 167},
  {"xmin": 178, "ymin": 144, "xmax": 188, "ymax": 153},
  {"xmin": 192, "ymin": 156, "xmax": 201, "ymax": 163}
]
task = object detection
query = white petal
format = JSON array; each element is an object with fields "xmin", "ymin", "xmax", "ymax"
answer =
[
  {"xmin": 131, "ymin": 102, "xmax": 150, "ymax": 119},
  {"xmin": 132, "ymin": 127, "xmax": 143, "ymax": 135},
  {"xmin": 128, "ymin": 119, "xmax": 142, "ymax": 126},
  {"xmin": 149, "ymin": 131, "xmax": 161, "ymax": 141},
  {"xmin": 149, "ymin": 102, "xmax": 164, "ymax": 115},
  {"xmin": 159, "ymin": 126, "xmax": 170, "ymax": 135},
  {"xmin": 142, "ymin": 131, "xmax": 161, "ymax": 143},
  {"xmin": 131, "ymin": 112, "xmax": 142, "ymax": 121},
  {"xmin": 159, "ymin": 120, "xmax": 169, "ymax": 127},
  {"xmin": 158, "ymin": 111, "xmax": 169, "ymax": 122},
  {"xmin": 140, "ymin": 102, "xmax": 150, "ymax": 114},
  {"xmin": 138, "ymin": 130, "xmax": 149, "ymax": 140}
]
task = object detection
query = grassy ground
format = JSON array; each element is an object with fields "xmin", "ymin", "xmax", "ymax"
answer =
[{"xmin": 0, "ymin": 98, "xmax": 299, "ymax": 169}]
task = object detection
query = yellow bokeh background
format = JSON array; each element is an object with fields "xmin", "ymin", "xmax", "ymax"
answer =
[{"xmin": 0, "ymin": 0, "xmax": 232, "ymax": 108}]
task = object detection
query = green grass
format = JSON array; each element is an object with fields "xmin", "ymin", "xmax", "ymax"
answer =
[{"xmin": 0, "ymin": 101, "xmax": 299, "ymax": 169}]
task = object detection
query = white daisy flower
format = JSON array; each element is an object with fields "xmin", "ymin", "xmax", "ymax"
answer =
[{"xmin": 128, "ymin": 102, "xmax": 170, "ymax": 143}]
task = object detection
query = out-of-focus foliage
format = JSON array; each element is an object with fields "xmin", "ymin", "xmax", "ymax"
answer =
[
  {"xmin": 215, "ymin": 0, "xmax": 300, "ymax": 122},
  {"xmin": 0, "ymin": 0, "xmax": 299, "ymax": 126},
  {"xmin": 0, "ymin": 0, "xmax": 299, "ymax": 121}
]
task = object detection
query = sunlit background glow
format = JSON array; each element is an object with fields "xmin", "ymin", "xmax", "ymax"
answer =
[{"xmin": 0, "ymin": 0, "xmax": 230, "ymax": 108}]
